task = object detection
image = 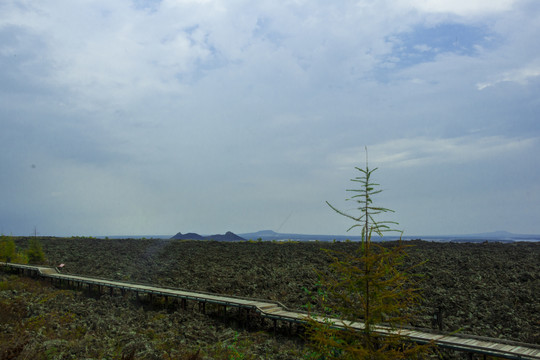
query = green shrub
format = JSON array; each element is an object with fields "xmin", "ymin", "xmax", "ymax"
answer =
[
  {"xmin": 26, "ymin": 238, "xmax": 46, "ymax": 264},
  {"xmin": 12, "ymin": 252, "xmax": 29, "ymax": 264},
  {"xmin": 0, "ymin": 236, "xmax": 28, "ymax": 264},
  {"xmin": 0, "ymin": 236, "xmax": 16, "ymax": 262}
]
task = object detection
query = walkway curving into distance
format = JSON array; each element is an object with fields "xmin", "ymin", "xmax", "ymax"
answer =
[{"xmin": 2, "ymin": 262, "xmax": 540, "ymax": 360}]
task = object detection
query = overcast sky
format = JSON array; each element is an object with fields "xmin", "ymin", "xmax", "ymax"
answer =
[{"xmin": 1, "ymin": 0, "xmax": 539, "ymax": 237}]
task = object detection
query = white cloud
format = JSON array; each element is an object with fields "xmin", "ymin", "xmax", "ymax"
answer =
[
  {"xmin": 477, "ymin": 64, "xmax": 540, "ymax": 89},
  {"xmin": 398, "ymin": 0, "xmax": 518, "ymax": 16},
  {"xmin": 413, "ymin": 44, "xmax": 432, "ymax": 52},
  {"xmin": 331, "ymin": 136, "xmax": 538, "ymax": 170}
]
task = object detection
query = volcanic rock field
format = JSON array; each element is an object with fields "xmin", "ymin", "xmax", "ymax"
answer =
[{"xmin": 1, "ymin": 238, "xmax": 539, "ymax": 359}]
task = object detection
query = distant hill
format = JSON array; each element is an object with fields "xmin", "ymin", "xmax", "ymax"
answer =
[
  {"xmin": 170, "ymin": 232, "xmax": 205, "ymax": 240},
  {"xmin": 250, "ymin": 230, "xmax": 280, "ymax": 237},
  {"xmin": 101, "ymin": 230, "xmax": 539, "ymax": 243},
  {"xmin": 240, "ymin": 230, "xmax": 363, "ymax": 242},
  {"xmin": 240, "ymin": 230, "xmax": 540, "ymax": 242},
  {"xmin": 170, "ymin": 231, "xmax": 245, "ymax": 241}
]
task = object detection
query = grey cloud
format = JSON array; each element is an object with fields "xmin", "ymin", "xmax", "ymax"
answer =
[{"xmin": 1, "ymin": 0, "xmax": 539, "ymax": 236}]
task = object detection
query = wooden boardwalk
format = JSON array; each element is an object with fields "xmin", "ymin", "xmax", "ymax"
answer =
[{"xmin": 3, "ymin": 262, "xmax": 540, "ymax": 360}]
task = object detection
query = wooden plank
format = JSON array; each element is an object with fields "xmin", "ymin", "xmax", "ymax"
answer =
[{"xmin": 262, "ymin": 308, "xmax": 282, "ymax": 314}]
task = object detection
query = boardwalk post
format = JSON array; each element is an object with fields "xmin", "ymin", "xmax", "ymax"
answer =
[
  {"xmin": 434, "ymin": 306, "xmax": 443, "ymax": 331},
  {"xmin": 238, "ymin": 308, "xmax": 244, "ymax": 328},
  {"xmin": 245, "ymin": 309, "xmax": 251, "ymax": 330}
]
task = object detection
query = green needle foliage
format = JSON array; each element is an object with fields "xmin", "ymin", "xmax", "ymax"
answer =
[
  {"xmin": 26, "ymin": 238, "xmax": 46, "ymax": 264},
  {"xmin": 0, "ymin": 235, "xmax": 28, "ymax": 264},
  {"xmin": 0, "ymin": 236, "xmax": 16, "ymax": 262},
  {"xmin": 326, "ymin": 151, "xmax": 397, "ymax": 240},
  {"xmin": 305, "ymin": 149, "xmax": 428, "ymax": 359}
]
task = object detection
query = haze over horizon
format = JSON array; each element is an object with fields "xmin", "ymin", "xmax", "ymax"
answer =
[
  {"xmin": 104, "ymin": 229, "xmax": 540, "ymax": 239},
  {"xmin": 1, "ymin": 1, "xmax": 539, "ymax": 237}
]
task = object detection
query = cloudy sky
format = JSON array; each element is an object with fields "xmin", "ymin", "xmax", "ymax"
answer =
[{"xmin": 1, "ymin": 0, "xmax": 539, "ymax": 237}]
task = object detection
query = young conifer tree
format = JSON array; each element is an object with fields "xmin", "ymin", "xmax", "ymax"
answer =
[
  {"xmin": 0, "ymin": 236, "xmax": 16, "ymax": 262},
  {"xmin": 305, "ymin": 149, "xmax": 428, "ymax": 360},
  {"xmin": 0, "ymin": 235, "xmax": 28, "ymax": 264},
  {"xmin": 26, "ymin": 238, "xmax": 46, "ymax": 264}
]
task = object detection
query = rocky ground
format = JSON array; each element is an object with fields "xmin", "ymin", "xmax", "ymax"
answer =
[{"xmin": 2, "ymin": 238, "xmax": 539, "ymax": 359}]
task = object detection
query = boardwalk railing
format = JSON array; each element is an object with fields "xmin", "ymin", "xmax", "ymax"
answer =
[{"xmin": 2, "ymin": 262, "xmax": 540, "ymax": 360}]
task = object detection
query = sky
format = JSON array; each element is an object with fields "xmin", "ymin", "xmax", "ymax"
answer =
[{"xmin": 1, "ymin": 0, "xmax": 539, "ymax": 237}]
